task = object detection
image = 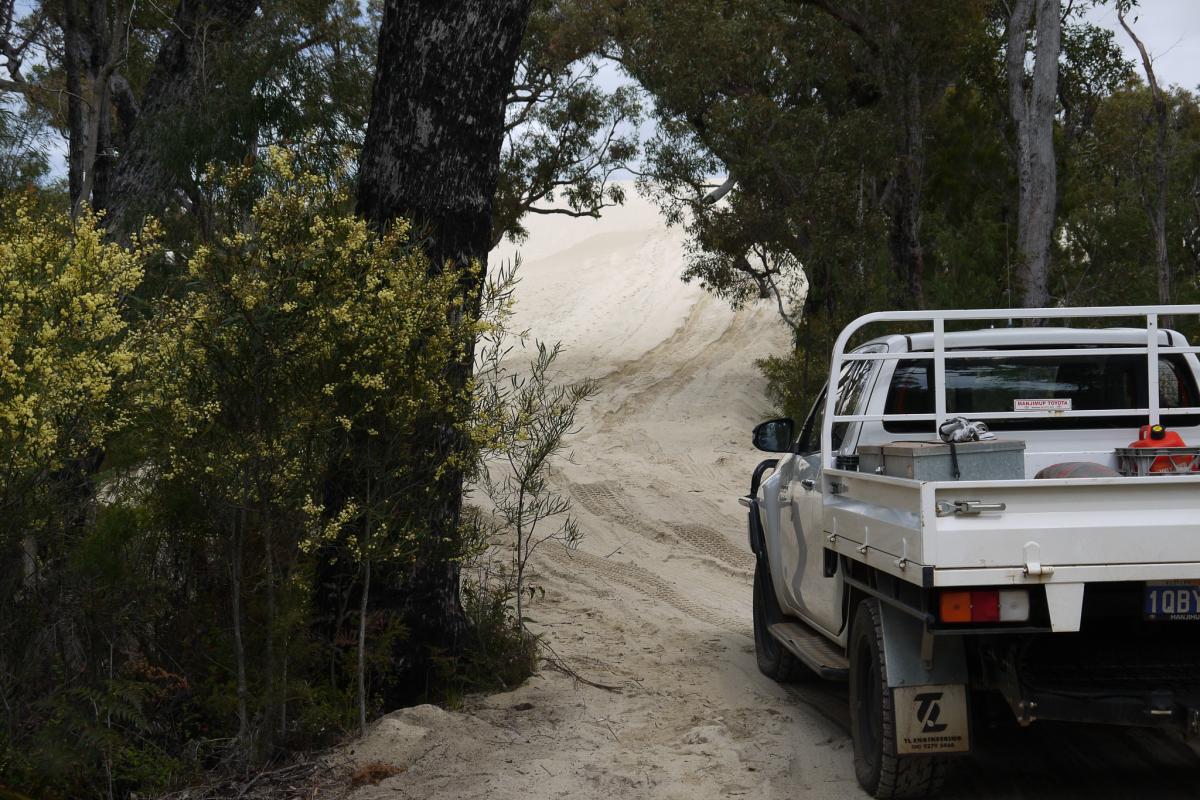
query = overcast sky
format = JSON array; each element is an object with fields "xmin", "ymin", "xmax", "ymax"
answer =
[{"xmin": 1085, "ymin": 0, "xmax": 1200, "ymax": 91}]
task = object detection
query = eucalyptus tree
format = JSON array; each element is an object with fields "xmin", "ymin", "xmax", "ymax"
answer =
[
  {"xmin": 1005, "ymin": 0, "xmax": 1061, "ymax": 309},
  {"xmin": 356, "ymin": 0, "xmax": 533, "ymax": 698}
]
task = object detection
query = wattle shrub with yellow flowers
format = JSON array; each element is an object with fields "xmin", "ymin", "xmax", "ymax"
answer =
[
  {"xmin": 0, "ymin": 152, "xmax": 500, "ymax": 797},
  {"xmin": 131, "ymin": 150, "xmax": 475, "ymax": 759},
  {"xmin": 0, "ymin": 196, "xmax": 155, "ymax": 530},
  {"xmin": 0, "ymin": 196, "xmax": 162, "ymax": 794}
]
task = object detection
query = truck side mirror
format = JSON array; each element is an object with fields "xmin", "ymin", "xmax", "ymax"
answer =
[{"xmin": 752, "ymin": 418, "xmax": 795, "ymax": 453}]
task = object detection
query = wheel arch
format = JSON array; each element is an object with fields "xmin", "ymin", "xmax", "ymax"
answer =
[{"xmin": 840, "ymin": 558, "xmax": 969, "ymax": 688}]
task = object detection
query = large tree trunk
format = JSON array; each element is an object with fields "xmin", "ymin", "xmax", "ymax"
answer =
[
  {"xmin": 1006, "ymin": 0, "xmax": 1060, "ymax": 310},
  {"xmin": 104, "ymin": 0, "xmax": 260, "ymax": 240},
  {"xmin": 356, "ymin": 0, "xmax": 531, "ymax": 698}
]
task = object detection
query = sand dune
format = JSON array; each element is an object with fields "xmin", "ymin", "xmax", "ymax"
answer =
[{"xmin": 352, "ymin": 189, "xmax": 1200, "ymax": 800}]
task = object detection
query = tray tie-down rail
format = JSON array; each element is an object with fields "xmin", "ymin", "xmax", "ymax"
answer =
[{"xmin": 821, "ymin": 304, "xmax": 1200, "ymax": 471}]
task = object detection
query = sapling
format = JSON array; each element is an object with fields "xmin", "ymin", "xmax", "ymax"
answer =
[{"xmin": 479, "ymin": 340, "xmax": 598, "ymax": 630}]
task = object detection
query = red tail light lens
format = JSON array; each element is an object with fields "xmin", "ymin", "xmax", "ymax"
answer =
[{"xmin": 970, "ymin": 591, "xmax": 1000, "ymax": 623}]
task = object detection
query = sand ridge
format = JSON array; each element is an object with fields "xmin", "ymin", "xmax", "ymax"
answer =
[
  {"xmin": 349, "ymin": 189, "xmax": 1200, "ymax": 800},
  {"xmin": 349, "ymin": 191, "xmax": 857, "ymax": 799}
]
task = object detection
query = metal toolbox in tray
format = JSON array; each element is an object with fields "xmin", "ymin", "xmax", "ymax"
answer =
[{"xmin": 856, "ymin": 440, "xmax": 1027, "ymax": 482}]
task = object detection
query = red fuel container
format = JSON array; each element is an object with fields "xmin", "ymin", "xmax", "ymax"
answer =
[{"xmin": 1129, "ymin": 425, "xmax": 1192, "ymax": 472}]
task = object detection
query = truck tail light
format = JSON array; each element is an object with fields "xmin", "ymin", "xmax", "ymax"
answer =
[
  {"xmin": 939, "ymin": 589, "xmax": 1029, "ymax": 623},
  {"xmin": 939, "ymin": 591, "xmax": 972, "ymax": 623},
  {"xmin": 998, "ymin": 589, "xmax": 1030, "ymax": 622}
]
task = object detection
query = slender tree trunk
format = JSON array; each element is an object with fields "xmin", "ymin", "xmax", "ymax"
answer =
[
  {"xmin": 358, "ymin": 558, "xmax": 370, "ymax": 736},
  {"xmin": 355, "ymin": 0, "xmax": 532, "ymax": 701},
  {"xmin": 231, "ymin": 508, "xmax": 250, "ymax": 750},
  {"xmin": 62, "ymin": 0, "xmax": 121, "ymax": 215},
  {"xmin": 1119, "ymin": 6, "xmax": 1172, "ymax": 326},
  {"xmin": 264, "ymin": 516, "xmax": 278, "ymax": 740},
  {"xmin": 62, "ymin": 0, "xmax": 88, "ymax": 212},
  {"xmin": 1006, "ymin": 0, "xmax": 1061, "ymax": 310},
  {"xmin": 515, "ymin": 488, "xmax": 526, "ymax": 627}
]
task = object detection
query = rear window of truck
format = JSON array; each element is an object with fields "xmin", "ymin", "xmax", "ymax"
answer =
[{"xmin": 883, "ymin": 353, "xmax": 1200, "ymax": 432}]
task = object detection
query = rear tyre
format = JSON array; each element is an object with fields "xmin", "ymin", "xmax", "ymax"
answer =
[
  {"xmin": 752, "ymin": 560, "xmax": 804, "ymax": 681},
  {"xmin": 849, "ymin": 599, "xmax": 946, "ymax": 799}
]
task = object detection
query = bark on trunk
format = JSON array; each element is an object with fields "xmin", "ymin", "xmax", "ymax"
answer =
[
  {"xmin": 104, "ymin": 0, "xmax": 260, "ymax": 240},
  {"xmin": 356, "ymin": 0, "xmax": 531, "ymax": 698},
  {"xmin": 357, "ymin": 558, "xmax": 370, "ymax": 736},
  {"xmin": 231, "ymin": 509, "xmax": 249, "ymax": 751},
  {"xmin": 63, "ymin": 0, "xmax": 115, "ymax": 216},
  {"xmin": 63, "ymin": 0, "xmax": 87, "ymax": 210},
  {"xmin": 1006, "ymin": 0, "xmax": 1061, "ymax": 310}
]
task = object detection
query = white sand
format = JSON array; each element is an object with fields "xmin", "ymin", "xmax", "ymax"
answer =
[
  {"xmin": 347, "ymin": 189, "xmax": 863, "ymax": 799},
  {"xmin": 346, "ymin": 187, "xmax": 1200, "ymax": 800}
]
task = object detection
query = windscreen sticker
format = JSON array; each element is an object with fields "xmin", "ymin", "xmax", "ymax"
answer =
[{"xmin": 1014, "ymin": 398, "xmax": 1072, "ymax": 412}]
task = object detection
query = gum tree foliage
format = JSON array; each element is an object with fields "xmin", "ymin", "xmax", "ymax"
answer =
[
  {"xmin": 0, "ymin": 107, "xmax": 52, "ymax": 191},
  {"xmin": 1, "ymin": 0, "xmax": 638, "ymax": 247},
  {"xmin": 1059, "ymin": 84, "xmax": 1200, "ymax": 309},
  {"xmin": 603, "ymin": 0, "xmax": 989, "ymax": 323},
  {"xmin": 593, "ymin": 0, "xmax": 1197, "ymax": 417},
  {"xmin": 0, "ymin": 0, "xmax": 376, "ymax": 233},
  {"xmin": 594, "ymin": 0, "xmax": 988, "ymax": 409},
  {"xmin": 492, "ymin": 0, "xmax": 642, "ymax": 247}
]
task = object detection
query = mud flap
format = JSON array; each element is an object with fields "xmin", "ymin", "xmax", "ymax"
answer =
[
  {"xmin": 893, "ymin": 684, "xmax": 970, "ymax": 754},
  {"xmin": 879, "ymin": 603, "xmax": 971, "ymax": 754}
]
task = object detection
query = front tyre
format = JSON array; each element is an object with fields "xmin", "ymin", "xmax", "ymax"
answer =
[
  {"xmin": 849, "ymin": 599, "xmax": 945, "ymax": 798},
  {"xmin": 752, "ymin": 560, "xmax": 803, "ymax": 681}
]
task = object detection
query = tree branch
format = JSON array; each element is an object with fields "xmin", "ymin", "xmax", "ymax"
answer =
[
  {"xmin": 524, "ymin": 206, "xmax": 603, "ymax": 218},
  {"xmin": 785, "ymin": 0, "xmax": 880, "ymax": 54}
]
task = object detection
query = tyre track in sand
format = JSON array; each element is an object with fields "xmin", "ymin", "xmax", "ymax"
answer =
[
  {"xmin": 565, "ymin": 478, "xmax": 753, "ymax": 576},
  {"xmin": 537, "ymin": 544, "xmax": 748, "ymax": 635}
]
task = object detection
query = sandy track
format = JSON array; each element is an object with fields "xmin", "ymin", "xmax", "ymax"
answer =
[{"xmin": 353, "ymin": 192, "xmax": 1200, "ymax": 800}]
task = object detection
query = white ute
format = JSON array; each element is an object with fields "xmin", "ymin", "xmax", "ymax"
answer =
[{"xmin": 742, "ymin": 306, "xmax": 1200, "ymax": 798}]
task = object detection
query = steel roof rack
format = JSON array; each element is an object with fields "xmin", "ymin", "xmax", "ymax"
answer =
[{"xmin": 821, "ymin": 305, "xmax": 1200, "ymax": 470}]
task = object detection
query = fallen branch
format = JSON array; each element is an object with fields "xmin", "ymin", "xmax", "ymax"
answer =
[
  {"xmin": 158, "ymin": 748, "xmax": 351, "ymax": 800},
  {"xmin": 538, "ymin": 638, "xmax": 622, "ymax": 692}
]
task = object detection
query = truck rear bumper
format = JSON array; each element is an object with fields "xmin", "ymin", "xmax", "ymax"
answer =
[
  {"xmin": 974, "ymin": 624, "xmax": 1200, "ymax": 733},
  {"xmin": 1010, "ymin": 690, "xmax": 1200, "ymax": 731}
]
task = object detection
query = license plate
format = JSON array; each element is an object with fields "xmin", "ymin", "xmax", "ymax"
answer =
[{"xmin": 1144, "ymin": 583, "xmax": 1200, "ymax": 620}]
